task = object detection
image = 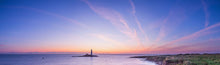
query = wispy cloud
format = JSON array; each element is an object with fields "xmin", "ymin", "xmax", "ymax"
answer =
[
  {"xmin": 201, "ymin": 0, "xmax": 210, "ymax": 27},
  {"xmin": 156, "ymin": 9, "xmax": 186, "ymax": 42},
  {"xmin": 90, "ymin": 34, "xmax": 128, "ymax": 48},
  {"xmin": 14, "ymin": 6, "xmax": 88, "ymax": 29},
  {"xmin": 155, "ymin": 17, "xmax": 169, "ymax": 42},
  {"xmin": 0, "ymin": 44, "xmax": 4, "ymax": 47},
  {"xmin": 83, "ymin": 0, "xmax": 144, "ymax": 48},
  {"xmin": 157, "ymin": 22, "xmax": 220, "ymax": 49},
  {"xmin": 0, "ymin": 44, "xmax": 6, "ymax": 52},
  {"xmin": 90, "ymin": 34, "xmax": 147, "ymax": 53},
  {"xmin": 129, "ymin": 0, "xmax": 149, "ymax": 41},
  {"xmin": 143, "ymin": 38, "xmax": 220, "ymax": 54},
  {"xmin": 160, "ymin": 38, "xmax": 220, "ymax": 53}
]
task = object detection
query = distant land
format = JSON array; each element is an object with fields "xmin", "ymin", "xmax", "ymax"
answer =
[{"xmin": 131, "ymin": 53, "xmax": 220, "ymax": 65}]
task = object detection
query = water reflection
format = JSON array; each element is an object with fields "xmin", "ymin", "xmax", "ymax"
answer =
[{"xmin": 90, "ymin": 57, "xmax": 93, "ymax": 65}]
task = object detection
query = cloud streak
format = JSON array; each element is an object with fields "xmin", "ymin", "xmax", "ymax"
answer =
[
  {"xmin": 83, "ymin": 0, "xmax": 144, "ymax": 48},
  {"xmin": 201, "ymin": 0, "xmax": 210, "ymax": 27},
  {"xmin": 0, "ymin": 44, "xmax": 4, "ymax": 47},
  {"xmin": 156, "ymin": 8, "xmax": 186, "ymax": 42},
  {"xmin": 157, "ymin": 22, "xmax": 220, "ymax": 49},
  {"xmin": 155, "ymin": 17, "xmax": 169, "ymax": 42},
  {"xmin": 14, "ymin": 6, "xmax": 88, "ymax": 29},
  {"xmin": 129, "ymin": 0, "xmax": 149, "ymax": 41},
  {"xmin": 90, "ymin": 34, "xmax": 128, "ymax": 48},
  {"xmin": 161, "ymin": 38, "xmax": 220, "ymax": 53}
]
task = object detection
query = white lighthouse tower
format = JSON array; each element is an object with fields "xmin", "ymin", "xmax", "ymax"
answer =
[{"xmin": 91, "ymin": 49, "xmax": 93, "ymax": 56}]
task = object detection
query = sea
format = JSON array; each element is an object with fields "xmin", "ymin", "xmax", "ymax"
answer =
[{"xmin": 0, "ymin": 54, "xmax": 157, "ymax": 65}]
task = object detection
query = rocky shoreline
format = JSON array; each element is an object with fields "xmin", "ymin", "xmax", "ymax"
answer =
[{"xmin": 131, "ymin": 53, "xmax": 220, "ymax": 65}]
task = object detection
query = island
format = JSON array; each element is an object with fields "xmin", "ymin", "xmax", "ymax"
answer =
[
  {"xmin": 130, "ymin": 53, "xmax": 220, "ymax": 65},
  {"xmin": 72, "ymin": 49, "xmax": 98, "ymax": 57}
]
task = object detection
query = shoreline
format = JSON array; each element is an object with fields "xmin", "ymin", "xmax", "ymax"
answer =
[{"xmin": 130, "ymin": 53, "xmax": 220, "ymax": 65}]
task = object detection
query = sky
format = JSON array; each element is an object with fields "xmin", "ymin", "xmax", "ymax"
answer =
[{"xmin": 0, "ymin": 0, "xmax": 220, "ymax": 54}]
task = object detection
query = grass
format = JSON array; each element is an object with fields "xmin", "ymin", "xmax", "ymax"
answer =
[
  {"xmin": 131, "ymin": 53, "xmax": 220, "ymax": 65},
  {"xmin": 185, "ymin": 54, "xmax": 220, "ymax": 65}
]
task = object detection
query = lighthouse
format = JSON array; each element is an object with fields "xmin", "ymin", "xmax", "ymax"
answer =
[
  {"xmin": 91, "ymin": 49, "xmax": 93, "ymax": 56},
  {"xmin": 75, "ymin": 49, "xmax": 98, "ymax": 57}
]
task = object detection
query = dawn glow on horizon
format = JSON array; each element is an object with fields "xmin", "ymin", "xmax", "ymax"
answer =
[{"xmin": 1, "ymin": 0, "xmax": 220, "ymax": 54}]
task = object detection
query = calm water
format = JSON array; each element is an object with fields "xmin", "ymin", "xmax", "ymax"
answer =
[{"xmin": 0, "ymin": 54, "xmax": 157, "ymax": 65}]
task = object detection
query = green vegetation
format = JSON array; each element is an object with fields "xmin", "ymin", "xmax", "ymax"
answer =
[
  {"xmin": 131, "ymin": 53, "xmax": 220, "ymax": 65},
  {"xmin": 185, "ymin": 54, "xmax": 220, "ymax": 65}
]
